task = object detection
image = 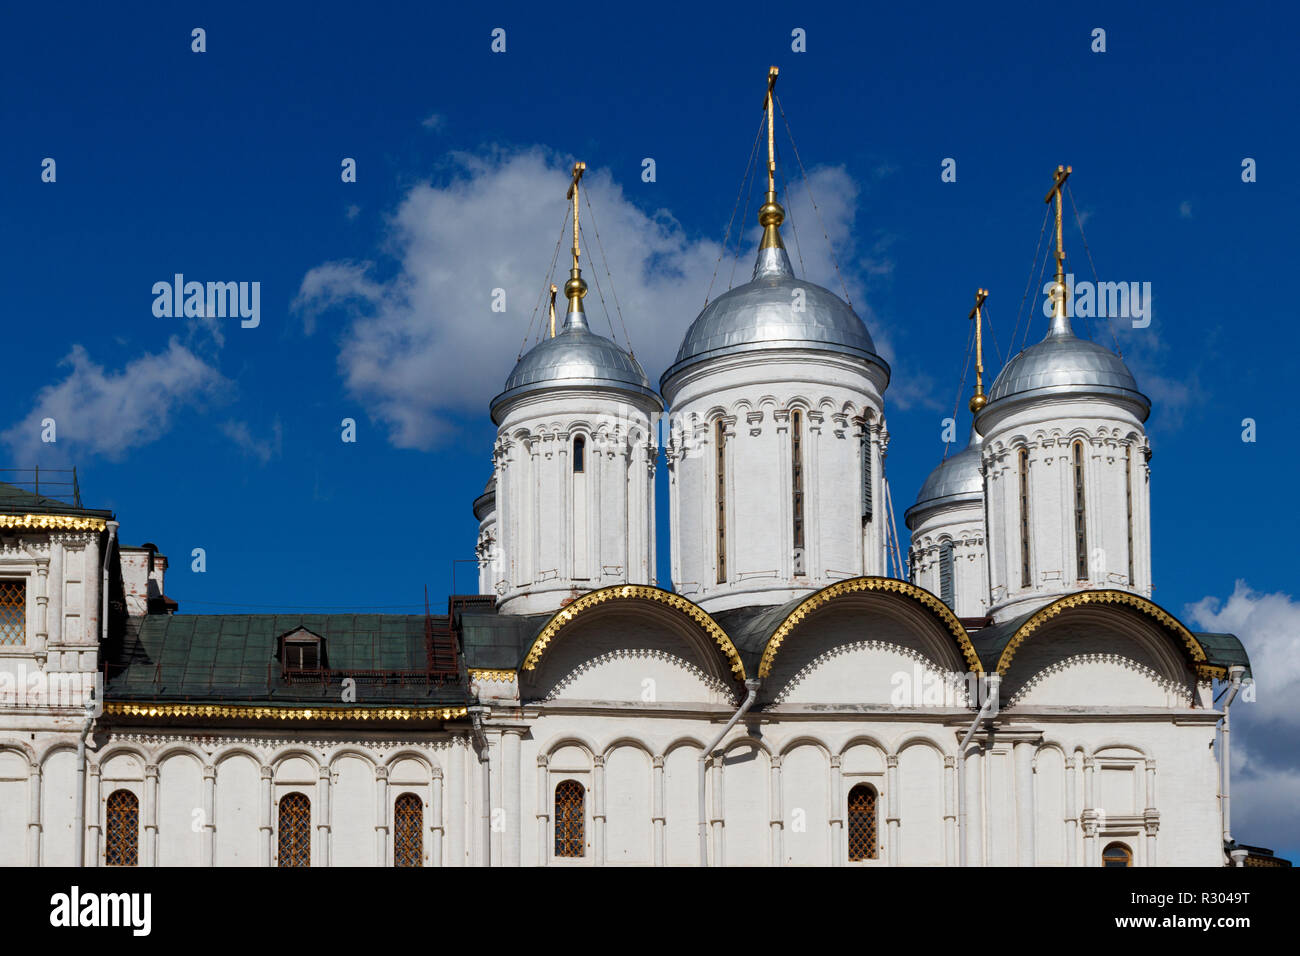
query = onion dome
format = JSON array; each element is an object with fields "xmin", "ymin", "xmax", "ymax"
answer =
[
  {"xmin": 491, "ymin": 307, "xmax": 659, "ymax": 423},
  {"xmin": 985, "ymin": 311, "xmax": 1149, "ymax": 417},
  {"xmin": 904, "ymin": 427, "xmax": 984, "ymax": 529},
  {"xmin": 491, "ymin": 242, "xmax": 661, "ymax": 423},
  {"xmin": 661, "ymin": 243, "xmax": 887, "ymax": 390}
]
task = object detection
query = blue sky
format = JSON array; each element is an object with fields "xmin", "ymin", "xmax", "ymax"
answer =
[{"xmin": 3, "ymin": 2, "xmax": 1298, "ymax": 853}]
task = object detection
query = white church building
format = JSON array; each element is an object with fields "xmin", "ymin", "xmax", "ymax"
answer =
[{"xmin": 0, "ymin": 85, "xmax": 1264, "ymax": 868}]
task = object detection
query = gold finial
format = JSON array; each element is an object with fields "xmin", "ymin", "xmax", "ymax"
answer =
[
  {"xmin": 969, "ymin": 288, "xmax": 989, "ymax": 414},
  {"xmin": 564, "ymin": 162, "xmax": 588, "ymax": 311},
  {"xmin": 1044, "ymin": 164, "xmax": 1072, "ymax": 319},
  {"xmin": 548, "ymin": 283, "xmax": 558, "ymax": 338},
  {"xmin": 758, "ymin": 66, "xmax": 786, "ymax": 250}
]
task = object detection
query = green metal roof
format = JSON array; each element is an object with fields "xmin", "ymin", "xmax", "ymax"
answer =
[
  {"xmin": 0, "ymin": 480, "xmax": 113, "ymax": 519},
  {"xmin": 106, "ymin": 614, "xmax": 466, "ymax": 706},
  {"xmin": 455, "ymin": 610, "xmax": 550, "ymax": 670}
]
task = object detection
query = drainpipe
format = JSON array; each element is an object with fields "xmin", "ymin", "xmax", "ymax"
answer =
[
  {"xmin": 957, "ymin": 673, "xmax": 1000, "ymax": 867},
  {"xmin": 699, "ymin": 678, "xmax": 761, "ymax": 867},
  {"xmin": 74, "ymin": 695, "xmax": 96, "ymax": 866},
  {"xmin": 1220, "ymin": 665, "xmax": 1246, "ymax": 862},
  {"xmin": 101, "ymin": 520, "xmax": 118, "ymax": 642},
  {"xmin": 468, "ymin": 706, "xmax": 492, "ymax": 867}
]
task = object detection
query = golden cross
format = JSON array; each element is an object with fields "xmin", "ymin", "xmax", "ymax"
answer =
[
  {"xmin": 548, "ymin": 283, "xmax": 558, "ymax": 338},
  {"xmin": 764, "ymin": 66, "xmax": 779, "ymax": 193},
  {"xmin": 566, "ymin": 162, "xmax": 586, "ymax": 271},
  {"xmin": 969, "ymin": 288, "xmax": 989, "ymax": 413},
  {"xmin": 1044, "ymin": 164, "xmax": 1072, "ymax": 291}
]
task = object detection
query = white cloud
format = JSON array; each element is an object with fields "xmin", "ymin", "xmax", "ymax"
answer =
[
  {"xmin": 1179, "ymin": 200, "xmax": 1193, "ymax": 219},
  {"xmin": 294, "ymin": 148, "xmax": 924, "ymax": 448},
  {"xmin": 220, "ymin": 417, "xmax": 283, "ymax": 464},
  {"xmin": 1187, "ymin": 582, "xmax": 1300, "ymax": 848},
  {"xmin": 2, "ymin": 339, "xmax": 230, "ymax": 462},
  {"xmin": 421, "ymin": 113, "xmax": 446, "ymax": 131}
]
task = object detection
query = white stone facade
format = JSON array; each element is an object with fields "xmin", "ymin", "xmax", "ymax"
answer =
[{"xmin": 663, "ymin": 350, "xmax": 889, "ymax": 612}]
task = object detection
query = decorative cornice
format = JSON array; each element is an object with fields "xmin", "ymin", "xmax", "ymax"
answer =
[
  {"xmin": 541, "ymin": 647, "xmax": 736, "ymax": 704},
  {"xmin": 469, "ymin": 668, "xmax": 516, "ymax": 684},
  {"xmin": 758, "ymin": 576, "xmax": 980, "ymax": 678},
  {"xmin": 1005, "ymin": 652, "xmax": 1193, "ymax": 708},
  {"xmin": 104, "ymin": 702, "xmax": 468, "ymax": 722},
  {"xmin": 995, "ymin": 590, "xmax": 1207, "ymax": 675},
  {"xmin": 522, "ymin": 584, "xmax": 746, "ymax": 679},
  {"xmin": 0, "ymin": 514, "xmax": 107, "ymax": 531}
]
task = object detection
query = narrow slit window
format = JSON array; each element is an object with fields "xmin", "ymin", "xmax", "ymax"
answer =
[
  {"xmin": 716, "ymin": 420, "xmax": 727, "ymax": 584},
  {"xmin": 860, "ymin": 429, "xmax": 873, "ymax": 521},
  {"xmin": 791, "ymin": 410, "xmax": 805, "ymax": 563},
  {"xmin": 1126, "ymin": 445, "xmax": 1135, "ymax": 584},
  {"xmin": 939, "ymin": 540, "xmax": 955, "ymax": 608},
  {"xmin": 1073, "ymin": 441, "xmax": 1088, "ymax": 581},
  {"xmin": 1018, "ymin": 448, "xmax": 1031, "ymax": 588},
  {"xmin": 573, "ymin": 435, "xmax": 585, "ymax": 473}
]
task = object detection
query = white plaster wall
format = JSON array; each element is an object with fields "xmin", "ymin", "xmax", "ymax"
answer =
[
  {"xmin": 493, "ymin": 390, "xmax": 660, "ymax": 615},
  {"xmin": 908, "ymin": 499, "xmax": 988, "ymax": 619},
  {"xmin": 663, "ymin": 350, "xmax": 888, "ymax": 612},
  {"xmin": 978, "ymin": 395, "xmax": 1151, "ymax": 623}
]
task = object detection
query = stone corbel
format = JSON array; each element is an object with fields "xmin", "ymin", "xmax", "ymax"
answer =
[{"xmin": 746, "ymin": 410, "xmax": 764, "ymax": 436}]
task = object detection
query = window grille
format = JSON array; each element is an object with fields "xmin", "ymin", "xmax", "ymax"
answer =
[
  {"xmin": 1073, "ymin": 441, "xmax": 1088, "ymax": 580},
  {"xmin": 394, "ymin": 792, "xmax": 423, "ymax": 867},
  {"xmin": 1102, "ymin": 842, "xmax": 1133, "ymax": 867},
  {"xmin": 554, "ymin": 780, "xmax": 585, "ymax": 858},
  {"xmin": 716, "ymin": 420, "xmax": 727, "ymax": 584},
  {"xmin": 278, "ymin": 792, "xmax": 311, "ymax": 867},
  {"xmin": 1018, "ymin": 448, "xmax": 1031, "ymax": 588},
  {"xmin": 791, "ymin": 411, "xmax": 805, "ymax": 560},
  {"xmin": 939, "ymin": 541, "xmax": 955, "ymax": 608},
  {"xmin": 847, "ymin": 784, "xmax": 878, "ymax": 861},
  {"xmin": 104, "ymin": 789, "xmax": 139, "ymax": 866},
  {"xmin": 0, "ymin": 580, "xmax": 25, "ymax": 646}
]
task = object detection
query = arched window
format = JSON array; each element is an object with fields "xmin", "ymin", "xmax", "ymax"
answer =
[
  {"xmin": 1073, "ymin": 441, "xmax": 1088, "ymax": 580},
  {"xmin": 939, "ymin": 540, "xmax": 955, "ymax": 608},
  {"xmin": 1102, "ymin": 841, "xmax": 1133, "ymax": 867},
  {"xmin": 847, "ymin": 784, "xmax": 878, "ymax": 861},
  {"xmin": 791, "ymin": 410, "xmax": 805, "ymax": 568},
  {"xmin": 1018, "ymin": 448, "xmax": 1031, "ymax": 587},
  {"xmin": 860, "ymin": 427, "xmax": 873, "ymax": 521},
  {"xmin": 573, "ymin": 435, "xmax": 585, "ymax": 473},
  {"xmin": 554, "ymin": 779, "xmax": 585, "ymax": 858},
  {"xmin": 104, "ymin": 789, "xmax": 139, "ymax": 866},
  {"xmin": 715, "ymin": 419, "xmax": 727, "ymax": 584},
  {"xmin": 278, "ymin": 792, "xmax": 311, "ymax": 868},
  {"xmin": 1125, "ymin": 445, "xmax": 1135, "ymax": 584},
  {"xmin": 394, "ymin": 792, "xmax": 423, "ymax": 867}
]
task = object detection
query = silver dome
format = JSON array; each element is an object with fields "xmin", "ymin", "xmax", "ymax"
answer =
[
  {"xmin": 904, "ymin": 428, "xmax": 984, "ymax": 529},
  {"xmin": 491, "ymin": 307, "xmax": 662, "ymax": 422},
  {"xmin": 661, "ymin": 245, "xmax": 888, "ymax": 392},
  {"xmin": 986, "ymin": 314, "xmax": 1149, "ymax": 416}
]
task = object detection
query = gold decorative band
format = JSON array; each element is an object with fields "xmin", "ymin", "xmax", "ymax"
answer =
[
  {"xmin": 104, "ymin": 702, "xmax": 468, "ymax": 721},
  {"xmin": 0, "ymin": 513, "xmax": 107, "ymax": 531},
  {"xmin": 469, "ymin": 668, "xmax": 516, "ymax": 683},
  {"xmin": 996, "ymin": 590, "xmax": 1207, "ymax": 674},
  {"xmin": 523, "ymin": 584, "xmax": 746, "ymax": 678},
  {"xmin": 760, "ymin": 576, "xmax": 981, "ymax": 678}
]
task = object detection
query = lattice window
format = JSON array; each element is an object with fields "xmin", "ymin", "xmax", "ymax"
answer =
[
  {"xmin": 1102, "ymin": 841, "xmax": 1132, "ymax": 867},
  {"xmin": 1073, "ymin": 441, "xmax": 1088, "ymax": 580},
  {"xmin": 847, "ymin": 784, "xmax": 878, "ymax": 861},
  {"xmin": 1018, "ymin": 448, "xmax": 1032, "ymax": 587},
  {"xmin": 0, "ymin": 580, "xmax": 25, "ymax": 646},
  {"xmin": 104, "ymin": 789, "xmax": 139, "ymax": 866},
  {"xmin": 394, "ymin": 792, "xmax": 423, "ymax": 867},
  {"xmin": 278, "ymin": 792, "xmax": 311, "ymax": 867},
  {"xmin": 715, "ymin": 420, "xmax": 727, "ymax": 584},
  {"xmin": 554, "ymin": 779, "xmax": 585, "ymax": 858},
  {"xmin": 791, "ymin": 409, "xmax": 805, "ymax": 559}
]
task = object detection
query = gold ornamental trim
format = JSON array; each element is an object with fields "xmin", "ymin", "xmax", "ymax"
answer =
[
  {"xmin": 0, "ymin": 513, "xmax": 107, "ymax": 531},
  {"xmin": 759, "ymin": 576, "xmax": 981, "ymax": 678},
  {"xmin": 522, "ymin": 585, "xmax": 747, "ymax": 679},
  {"xmin": 469, "ymin": 668, "xmax": 516, "ymax": 683},
  {"xmin": 995, "ymin": 590, "xmax": 1207, "ymax": 675},
  {"xmin": 104, "ymin": 702, "xmax": 468, "ymax": 721}
]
